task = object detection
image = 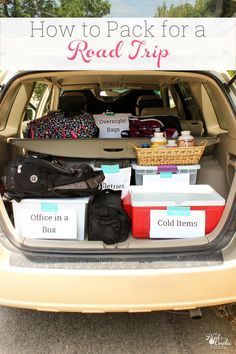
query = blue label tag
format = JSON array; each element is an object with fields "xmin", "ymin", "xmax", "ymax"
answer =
[
  {"xmin": 41, "ymin": 203, "xmax": 58, "ymax": 213},
  {"xmin": 160, "ymin": 172, "xmax": 173, "ymax": 179},
  {"xmin": 167, "ymin": 207, "xmax": 190, "ymax": 216},
  {"xmin": 101, "ymin": 164, "xmax": 120, "ymax": 174}
]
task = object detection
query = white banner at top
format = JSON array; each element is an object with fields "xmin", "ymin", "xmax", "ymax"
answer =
[{"xmin": 0, "ymin": 18, "xmax": 235, "ymax": 70}]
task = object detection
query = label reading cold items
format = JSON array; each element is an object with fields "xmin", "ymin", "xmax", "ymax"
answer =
[{"xmin": 149, "ymin": 209, "xmax": 205, "ymax": 239}]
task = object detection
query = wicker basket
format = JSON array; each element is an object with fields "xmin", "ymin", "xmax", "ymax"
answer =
[{"xmin": 132, "ymin": 145, "xmax": 205, "ymax": 166}]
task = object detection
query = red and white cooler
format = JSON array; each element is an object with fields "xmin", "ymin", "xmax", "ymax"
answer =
[{"xmin": 129, "ymin": 185, "xmax": 225, "ymax": 239}]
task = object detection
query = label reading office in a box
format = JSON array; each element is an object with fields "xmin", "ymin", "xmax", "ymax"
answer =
[
  {"xmin": 24, "ymin": 209, "xmax": 77, "ymax": 239},
  {"xmin": 150, "ymin": 209, "xmax": 205, "ymax": 239}
]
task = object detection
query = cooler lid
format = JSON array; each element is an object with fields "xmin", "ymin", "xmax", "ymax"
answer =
[{"xmin": 130, "ymin": 185, "xmax": 225, "ymax": 206}]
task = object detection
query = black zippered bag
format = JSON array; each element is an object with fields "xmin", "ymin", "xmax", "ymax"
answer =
[
  {"xmin": 5, "ymin": 155, "xmax": 105, "ymax": 200},
  {"xmin": 88, "ymin": 189, "xmax": 130, "ymax": 245}
]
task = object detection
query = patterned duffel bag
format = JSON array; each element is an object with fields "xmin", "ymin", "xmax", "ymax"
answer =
[{"xmin": 25, "ymin": 111, "xmax": 99, "ymax": 139}]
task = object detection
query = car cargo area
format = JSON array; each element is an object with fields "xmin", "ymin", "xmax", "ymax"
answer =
[{"xmin": 0, "ymin": 70, "xmax": 235, "ymax": 253}]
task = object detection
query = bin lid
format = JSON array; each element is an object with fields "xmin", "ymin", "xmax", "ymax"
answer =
[
  {"xmin": 131, "ymin": 163, "xmax": 200, "ymax": 172},
  {"xmin": 13, "ymin": 197, "xmax": 91, "ymax": 205}
]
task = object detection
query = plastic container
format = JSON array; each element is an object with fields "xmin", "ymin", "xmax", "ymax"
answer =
[
  {"xmin": 151, "ymin": 132, "xmax": 167, "ymax": 148},
  {"xmin": 131, "ymin": 163, "xmax": 200, "ymax": 185},
  {"xmin": 129, "ymin": 185, "xmax": 225, "ymax": 238},
  {"xmin": 166, "ymin": 139, "xmax": 177, "ymax": 148},
  {"xmin": 12, "ymin": 198, "xmax": 90, "ymax": 240},
  {"xmin": 178, "ymin": 130, "xmax": 195, "ymax": 147}
]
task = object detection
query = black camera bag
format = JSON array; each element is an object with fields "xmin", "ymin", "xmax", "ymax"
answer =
[{"xmin": 88, "ymin": 189, "xmax": 130, "ymax": 245}]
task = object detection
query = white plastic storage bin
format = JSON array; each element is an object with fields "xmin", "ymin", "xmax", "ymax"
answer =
[
  {"xmin": 12, "ymin": 198, "xmax": 90, "ymax": 240},
  {"xmin": 131, "ymin": 163, "xmax": 200, "ymax": 185}
]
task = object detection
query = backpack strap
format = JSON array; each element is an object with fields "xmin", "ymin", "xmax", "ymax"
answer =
[{"xmin": 24, "ymin": 156, "xmax": 77, "ymax": 176}]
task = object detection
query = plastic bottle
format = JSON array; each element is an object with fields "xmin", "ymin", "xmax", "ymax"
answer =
[
  {"xmin": 151, "ymin": 132, "xmax": 167, "ymax": 148},
  {"xmin": 178, "ymin": 131, "xmax": 195, "ymax": 147},
  {"xmin": 166, "ymin": 139, "xmax": 177, "ymax": 148}
]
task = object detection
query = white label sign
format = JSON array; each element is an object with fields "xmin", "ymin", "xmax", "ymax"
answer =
[
  {"xmin": 143, "ymin": 173, "xmax": 189, "ymax": 186},
  {"xmin": 94, "ymin": 114, "xmax": 129, "ymax": 138},
  {"xmin": 101, "ymin": 167, "xmax": 131, "ymax": 198},
  {"xmin": 150, "ymin": 209, "xmax": 205, "ymax": 239},
  {"xmin": 0, "ymin": 18, "xmax": 235, "ymax": 70},
  {"xmin": 19, "ymin": 210, "xmax": 77, "ymax": 240}
]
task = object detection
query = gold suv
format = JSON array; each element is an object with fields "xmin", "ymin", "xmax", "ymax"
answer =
[{"xmin": 0, "ymin": 70, "xmax": 235, "ymax": 312}]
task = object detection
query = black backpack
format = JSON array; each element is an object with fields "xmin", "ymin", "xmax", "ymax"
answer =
[
  {"xmin": 88, "ymin": 189, "xmax": 130, "ymax": 245},
  {"xmin": 5, "ymin": 155, "xmax": 104, "ymax": 200}
]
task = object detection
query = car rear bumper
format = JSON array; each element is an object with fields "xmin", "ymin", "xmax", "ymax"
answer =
[{"xmin": 0, "ymin": 249, "xmax": 236, "ymax": 312}]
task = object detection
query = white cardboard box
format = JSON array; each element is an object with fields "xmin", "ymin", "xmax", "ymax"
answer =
[{"xmin": 12, "ymin": 198, "xmax": 90, "ymax": 240}]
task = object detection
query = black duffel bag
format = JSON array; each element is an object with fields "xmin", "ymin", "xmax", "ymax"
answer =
[
  {"xmin": 5, "ymin": 155, "xmax": 105, "ymax": 200},
  {"xmin": 88, "ymin": 189, "xmax": 130, "ymax": 245}
]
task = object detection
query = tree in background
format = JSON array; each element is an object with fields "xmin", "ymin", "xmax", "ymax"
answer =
[
  {"xmin": 156, "ymin": 2, "xmax": 200, "ymax": 17},
  {"xmin": 0, "ymin": 0, "xmax": 57, "ymax": 16},
  {"xmin": 58, "ymin": 0, "xmax": 111, "ymax": 17},
  {"xmin": 228, "ymin": 71, "xmax": 236, "ymax": 77},
  {"xmin": 156, "ymin": 0, "xmax": 235, "ymax": 17},
  {"xmin": 0, "ymin": 0, "xmax": 111, "ymax": 17}
]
